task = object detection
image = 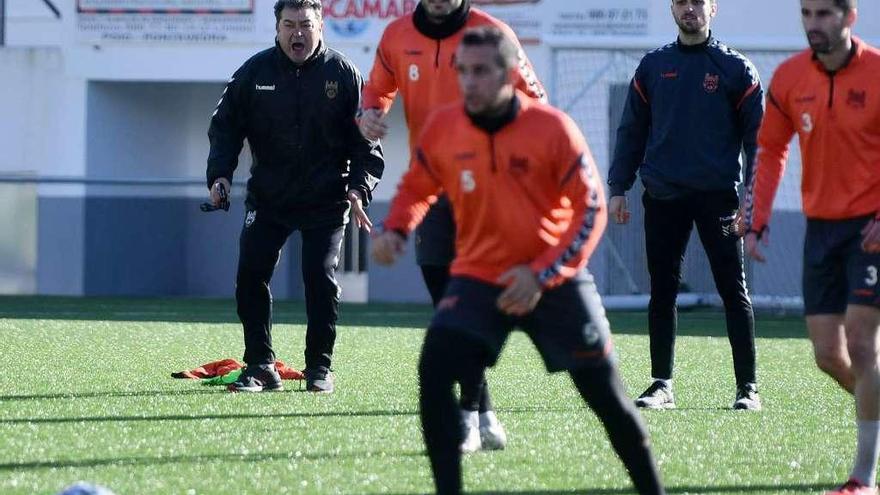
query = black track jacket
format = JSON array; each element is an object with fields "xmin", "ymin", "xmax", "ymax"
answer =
[{"xmin": 207, "ymin": 41, "xmax": 384, "ymax": 226}]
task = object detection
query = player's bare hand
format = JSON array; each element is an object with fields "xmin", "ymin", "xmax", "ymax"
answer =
[
  {"xmin": 210, "ymin": 178, "xmax": 231, "ymax": 207},
  {"xmin": 357, "ymin": 108, "xmax": 388, "ymax": 141},
  {"xmin": 371, "ymin": 230, "xmax": 406, "ymax": 266},
  {"xmin": 348, "ymin": 190, "xmax": 372, "ymax": 232},
  {"xmin": 496, "ymin": 265, "xmax": 542, "ymax": 316},
  {"xmin": 861, "ymin": 218, "xmax": 880, "ymax": 253},
  {"xmin": 744, "ymin": 231, "xmax": 769, "ymax": 262},
  {"xmin": 608, "ymin": 196, "xmax": 630, "ymax": 224},
  {"xmin": 733, "ymin": 207, "xmax": 746, "ymax": 237}
]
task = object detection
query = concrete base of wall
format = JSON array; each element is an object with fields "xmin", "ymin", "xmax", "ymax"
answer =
[{"xmin": 33, "ymin": 195, "xmax": 806, "ymax": 304}]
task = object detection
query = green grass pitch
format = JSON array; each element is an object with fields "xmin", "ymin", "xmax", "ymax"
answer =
[{"xmin": 0, "ymin": 297, "xmax": 855, "ymax": 494}]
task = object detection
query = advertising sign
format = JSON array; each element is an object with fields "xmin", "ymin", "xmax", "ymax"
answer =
[
  {"xmin": 75, "ymin": 0, "xmax": 651, "ymax": 45},
  {"xmin": 77, "ymin": 0, "xmax": 252, "ymax": 13},
  {"xmin": 549, "ymin": 2, "xmax": 649, "ymax": 39},
  {"xmin": 322, "ymin": 0, "xmax": 416, "ymax": 42},
  {"xmin": 76, "ymin": 0, "xmax": 256, "ymax": 42},
  {"xmin": 473, "ymin": 0, "xmax": 541, "ymax": 44}
]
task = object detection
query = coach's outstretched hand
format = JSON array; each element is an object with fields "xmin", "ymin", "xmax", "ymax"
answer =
[
  {"xmin": 744, "ymin": 231, "xmax": 769, "ymax": 262},
  {"xmin": 348, "ymin": 190, "xmax": 372, "ymax": 232},
  {"xmin": 608, "ymin": 196, "xmax": 630, "ymax": 224},
  {"xmin": 371, "ymin": 230, "xmax": 406, "ymax": 266},
  {"xmin": 357, "ymin": 108, "xmax": 389, "ymax": 142},
  {"xmin": 862, "ymin": 218, "xmax": 880, "ymax": 254},
  {"xmin": 496, "ymin": 265, "xmax": 542, "ymax": 316}
]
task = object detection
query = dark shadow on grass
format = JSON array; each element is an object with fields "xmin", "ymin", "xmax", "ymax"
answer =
[
  {"xmin": 500, "ymin": 405, "xmax": 582, "ymax": 414},
  {"xmin": 640, "ymin": 407, "xmax": 732, "ymax": 412},
  {"xmin": 2, "ymin": 403, "xmax": 632, "ymax": 425},
  {"xmin": 0, "ymin": 448, "xmax": 832, "ymax": 493},
  {"xmin": 0, "ymin": 408, "xmax": 420, "ymax": 425},
  {"xmin": 0, "ymin": 297, "xmax": 807, "ymax": 338},
  {"xmin": 388, "ymin": 484, "xmax": 833, "ymax": 494},
  {"xmin": 503, "ymin": 404, "xmax": 735, "ymax": 414},
  {"xmin": 0, "ymin": 388, "xmax": 226, "ymax": 402},
  {"xmin": 662, "ymin": 486, "xmax": 832, "ymax": 494},
  {"xmin": 0, "ymin": 393, "xmax": 749, "ymax": 415},
  {"xmin": 0, "ymin": 296, "xmax": 432, "ymax": 328},
  {"xmin": 0, "ymin": 449, "xmax": 426, "ymax": 471}
]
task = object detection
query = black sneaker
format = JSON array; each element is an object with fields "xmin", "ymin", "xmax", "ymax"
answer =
[
  {"xmin": 732, "ymin": 383, "xmax": 761, "ymax": 410},
  {"xmin": 305, "ymin": 368, "xmax": 334, "ymax": 394},
  {"xmin": 634, "ymin": 380, "xmax": 675, "ymax": 409},
  {"xmin": 228, "ymin": 364, "xmax": 283, "ymax": 393}
]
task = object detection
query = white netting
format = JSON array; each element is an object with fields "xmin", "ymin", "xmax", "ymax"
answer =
[{"xmin": 552, "ymin": 48, "xmax": 805, "ymax": 311}]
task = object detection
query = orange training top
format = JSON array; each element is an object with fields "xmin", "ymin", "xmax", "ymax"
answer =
[
  {"xmin": 383, "ymin": 92, "xmax": 606, "ymax": 289},
  {"xmin": 745, "ymin": 37, "xmax": 880, "ymax": 233},
  {"xmin": 362, "ymin": 7, "xmax": 546, "ymax": 150}
]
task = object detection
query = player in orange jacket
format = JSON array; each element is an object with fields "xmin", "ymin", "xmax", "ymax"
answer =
[
  {"xmin": 743, "ymin": 1, "xmax": 880, "ymax": 493},
  {"xmin": 358, "ymin": 0, "xmax": 545, "ymax": 453},
  {"xmin": 359, "ymin": 0, "xmax": 545, "ymax": 150},
  {"xmin": 373, "ymin": 27, "xmax": 665, "ymax": 495}
]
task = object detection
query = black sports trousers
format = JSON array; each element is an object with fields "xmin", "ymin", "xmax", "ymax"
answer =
[
  {"xmin": 419, "ymin": 264, "xmax": 494, "ymax": 413},
  {"xmin": 419, "ymin": 275, "xmax": 665, "ymax": 495},
  {"xmin": 235, "ymin": 208, "xmax": 344, "ymax": 372},
  {"xmin": 643, "ymin": 190, "xmax": 756, "ymax": 385},
  {"xmin": 415, "ymin": 195, "xmax": 456, "ymax": 267}
]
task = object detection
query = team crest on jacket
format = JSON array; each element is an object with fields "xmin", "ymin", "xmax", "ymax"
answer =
[
  {"xmin": 325, "ymin": 80, "xmax": 338, "ymax": 99},
  {"xmin": 245, "ymin": 210, "xmax": 257, "ymax": 227},
  {"xmin": 847, "ymin": 89, "xmax": 867, "ymax": 109},
  {"xmin": 703, "ymin": 73, "xmax": 720, "ymax": 93}
]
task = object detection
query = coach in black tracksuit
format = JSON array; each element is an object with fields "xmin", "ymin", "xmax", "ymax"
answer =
[
  {"xmin": 609, "ymin": 0, "xmax": 762, "ymax": 411},
  {"xmin": 206, "ymin": 0, "xmax": 384, "ymax": 393}
]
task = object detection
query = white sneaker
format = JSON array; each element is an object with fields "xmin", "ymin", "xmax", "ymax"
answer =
[
  {"xmin": 460, "ymin": 410, "xmax": 481, "ymax": 453},
  {"xmin": 634, "ymin": 380, "xmax": 675, "ymax": 409},
  {"xmin": 479, "ymin": 411, "xmax": 507, "ymax": 451},
  {"xmin": 732, "ymin": 383, "xmax": 761, "ymax": 411}
]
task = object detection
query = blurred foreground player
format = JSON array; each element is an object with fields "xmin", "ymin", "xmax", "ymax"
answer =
[{"xmin": 372, "ymin": 26, "xmax": 665, "ymax": 495}]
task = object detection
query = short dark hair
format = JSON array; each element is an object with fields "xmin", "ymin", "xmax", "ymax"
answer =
[
  {"xmin": 460, "ymin": 26, "xmax": 519, "ymax": 70},
  {"xmin": 274, "ymin": 0, "xmax": 322, "ymax": 22},
  {"xmin": 831, "ymin": 0, "xmax": 856, "ymax": 13}
]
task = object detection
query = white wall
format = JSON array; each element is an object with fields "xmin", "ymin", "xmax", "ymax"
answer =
[
  {"xmin": 4, "ymin": 0, "xmax": 63, "ymax": 47},
  {"xmin": 86, "ymin": 82, "xmax": 220, "ymax": 179},
  {"xmin": 4, "ymin": 0, "xmax": 878, "ymax": 191},
  {"xmin": 0, "ymin": 47, "xmax": 85, "ymax": 295},
  {"xmin": 2, "ymin": 0, "xmax": 879, "ymax": 298},
  {"xmin": 371, "ymin": 100, "xmax": 410, "ymax": 202},
  {"xmin": 0, "ymin": 48, "xmax": 62, "ymax": 175},
  {"xmin": 0, "ymin": 48, "xmax": 87, "ymax": 183},
  {"xmin": 711, "ymin": 1, "xmax": 880, "ymax": 50},
  {"xmin": 4, "ymin": 0, "xmax": 876, "ymax": 184}
]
